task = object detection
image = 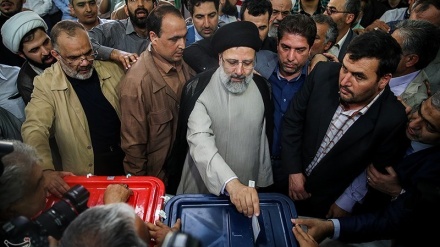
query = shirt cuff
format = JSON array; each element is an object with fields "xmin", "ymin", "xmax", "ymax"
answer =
[
  {"xmin": 329, "ymin": 219, "xmax": 340, "ymax": 239},
  {"xmin": 221, "ymin": 176, "xmax": 238, "ymax": 195},
  {"xmin": 335, "ymin": 194, "xmax": 357, "ymax": 213}
]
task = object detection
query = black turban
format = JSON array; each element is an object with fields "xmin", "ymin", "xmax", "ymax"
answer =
[{"xmin": 211, "ymin": 21, "xmax": 262, "ymax": 54}]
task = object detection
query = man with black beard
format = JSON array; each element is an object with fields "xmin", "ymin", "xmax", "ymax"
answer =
[
  {"xmin": 0, "ymin": 0, "xmax": 25, "ymax": 67},
  {"xmin": 219, "ymin": 0, "xmax": 238, "ymax": 23},
  {"xmin": 165, "ymin": 22, "xmax": 274, "ymax": 219},
  {"xmin": 2, "ymin": 11, "xmax": 57, "ymax": 105},
  {"xmin": 88, "ymin": 0, "xmax": 154, "ymax": 70},
  {"xmin": 22, "ymin": 20, "xmax": 126, "ymax": 198}
]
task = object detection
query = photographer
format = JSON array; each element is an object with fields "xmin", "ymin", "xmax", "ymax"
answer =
[
  {"xmin": 0, "ymin": 140, "xmax": 47, "ymax": 223},
  {"xmin": 0, "ymin": 140, "xmax": 134, "ymax": 246}
]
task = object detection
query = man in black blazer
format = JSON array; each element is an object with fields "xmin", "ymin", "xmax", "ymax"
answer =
[
  {"xmin": 324, "ymin": 0, "xmax": 361, "ymax": 62},
  {"xmin": 281, "ymin": 30, "xmax": 409, "ymax": 218},
  {"xmin": 292, "ymin": 91, "xmax": 440, "ymax": 247}
]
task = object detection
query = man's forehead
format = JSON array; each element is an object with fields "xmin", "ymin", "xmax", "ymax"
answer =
[
  {"xmin": 271, "ymin": 0, "xmax": 292, "ymax": 10},
  {"xmin": 73, "ymin": 0, "xmax": 95, "ymax": 4},
  {"xmin": 194, "ymin": 1, "xmax": 217, "ymax": 12},
  {"xmin": 342, "ymin": 55, "xmax": 379, "ymax": 73},
  {"xmin": 244, "ymin": 10, "xmax": 269, "ymax": 23},
  {"xmin": 328, "ymin": 0, "xmax": 345, "ymax": 7},
  {"xmin": 222, "ymin": 47, "xmax": 256, "ymax": 57}
]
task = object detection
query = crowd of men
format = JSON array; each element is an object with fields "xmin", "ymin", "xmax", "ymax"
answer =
[{"xmin": 1, "ymin": 0, "xmax": 440, "ymax": 246}]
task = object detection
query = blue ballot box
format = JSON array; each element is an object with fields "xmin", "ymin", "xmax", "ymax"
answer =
[{"xmin": 164, "ymin": 193, "xmax": 298, "ymax": 247}]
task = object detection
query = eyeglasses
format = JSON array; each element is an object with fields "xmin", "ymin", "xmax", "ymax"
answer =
[
  {"xmin": 55, "ymin": 50, "xmax": 97, "ymax": 66},
  {"xmin": 221, "ymin": 56, "xmax": 254, "ymax": 70},
  {"xmin": 272, "ymin": 9, "xmax": 290, "ymax": 18},
  {"xmin": 415, "ymin": 100, "xmax": 440, "ymax": 134},
  {"xmin": 325, "ymin": 6, "xmax": 350, "ymax": 15}
]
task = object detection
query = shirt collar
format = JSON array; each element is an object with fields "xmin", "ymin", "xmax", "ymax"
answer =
[
  {"xmin": 148, "ymin": 43, "xmax": 182, "ymax": 73},
  {"xmin": 336, "ymin": 29, "xmax": 350, "ymax": 49},
  {"xmin": 389, "ymin": 70, "xmax": 419, "ymax": 88},
  {"xmin": 126, "ymin": 18, "xmax": 137, "ymax": 35},
  {"xmin": 275, "ymin": 61, "xmax": 309, "ymax": 82},
  {"xmin": 0, "ymin": 67, "xmax": 6, "ymax": 80},
  {"xmin": 194, "ymin": 29, "xmax": 204, "ymax": 42}
]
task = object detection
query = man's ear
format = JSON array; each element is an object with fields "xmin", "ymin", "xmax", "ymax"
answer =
[
  {"xmin": 17, "ymin": 52, "xmax": 26, "ymax": 60},
  {"xmin": 124, "ymin": 4, "xmax": 129, "ymax": 16},
  {"xmin": 405, "ymin": 54, "xmax": 419, "ymax": 68},
  {"xmin": 324, "ymin": 41, "xmax": 333, "ymax": 52},
  {"xmin": 149, "ymin": 31, "xmax": 158, "ymax": 43},
  {"xmin": 345, "ymin": 13, "xmax": 355, "ymax": 25},
  {"xmin": 50, "ymin": 50, "xmax": 60, "ymax": 61},
  {"xmin": 379, "ymin": 73, "xmax": 392, "ymax": 90}
]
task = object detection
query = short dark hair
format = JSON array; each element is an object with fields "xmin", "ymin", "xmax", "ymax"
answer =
[
  {"xmin": 239, "ymin": 0, "xmax": 272, "ymax": 21},
  {"xmin": 344, "ymin": 0, "xmax": 361, "ymax": 27},
  {"xmin": 277, "ymin": 14, "xmax": 317, "ymax": 48},
  {"xmin": 146, "ymin": 4, "xmax": 183, "ymax": 38},
  {"xmin": 19, "ymin": 27, "xmax": 47, "ymax": 53},
  {"xmin": 50, "ymin": 20, "xmax": 86, "ymax": 50},
  {"xmin": 346, "ymin": 30, "xmax": 402, "ymax": 77},
  {"xmin": 395, "ymin": 19, "xmax": 440, "ymax": 70},
  {"xmin": 187, "ymin": 0, "xmax": 219, "ymax": 16},
  {"xmin": 312, "ymin": 14, "xmax": 338, "ymax": 47},
  {"xmin": 412, "ymin": 0, "xmax": 440, "ymax": 13}
]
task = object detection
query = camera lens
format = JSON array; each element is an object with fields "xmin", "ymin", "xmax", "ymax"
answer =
[{"xmin": 33, "ymin": 185, "xmax": 89, "ymax": 239}]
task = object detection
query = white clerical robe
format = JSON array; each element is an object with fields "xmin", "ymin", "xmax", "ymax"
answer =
[{"xmin": 176, "ymin": 69, "xmax": 273, "ymax": 195}]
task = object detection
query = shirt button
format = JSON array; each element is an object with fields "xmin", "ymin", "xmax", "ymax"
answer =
[
  {"xmin": 88, "ymin": 163, "xmax": 93, "ymax": 167},
  {"xmin": 87, "ymin": 145, "xmax": 92, "ymax": 149},
  {"xmin": 283, "ymin": 99, "xmax": 286, "ymax": 102}
]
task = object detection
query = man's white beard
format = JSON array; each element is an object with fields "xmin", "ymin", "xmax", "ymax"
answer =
[
  {"xmin": 218, "ymin": 65, "xmax": 253, "ymax": 94},
  {"xmin": 59, "ymin": 58, "xmax": 94, "ymax": 80},
  {"xmin": 268, "ymin": 24, "xmax": 278, "ymax": 38}
]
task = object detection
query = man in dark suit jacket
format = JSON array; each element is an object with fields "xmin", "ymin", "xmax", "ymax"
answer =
[
  {"xmin": 281, "ymin": 30, "xmax": 409, "ymax": 218},
  {"xmin": 292, "ymin": 91, "xmax": 440, "ymax": 247},
  {"xmin": 324, "ymin": 0, "xmax": 361, "ymax": 62}
]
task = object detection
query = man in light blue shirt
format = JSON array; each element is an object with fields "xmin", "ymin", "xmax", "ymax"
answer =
[
  {"xmin": 0, "ymin": 64, "xmax": 25, "ymax": 122},
  {"xmin": 185, "ymin": 0, "xmax": 220, "ymax": 47}
]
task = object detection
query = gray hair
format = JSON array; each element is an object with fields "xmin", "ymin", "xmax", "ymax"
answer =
[
  {"xmin": 0, "ymin": 140, "xmax": 41, "ymax": 211},
  {"xmin": 312, "ymin": 14, "xmax": 338, "ymax": 48},
  {"xmin": 431, "ymin": 91, "xmax": 440, "ymax": 112},
  {"xmin": 59, "ymin": 203, "xmax": 148, "ymax": 247},
  {"xmin": 50, "ymin": 20, "xmax": 87, "ymax": 51},
  {"xmin": 395, "ymin": 19, "xmax": 440, "ymax": 70}
]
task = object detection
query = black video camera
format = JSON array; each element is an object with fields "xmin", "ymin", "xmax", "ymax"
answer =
[{"xmin": 1, "ymin": 184, "xmax": 90, "ymax": 247}]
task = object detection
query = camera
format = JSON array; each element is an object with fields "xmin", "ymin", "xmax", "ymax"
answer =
[
  {"xmin": 1, "ymin": 184, "xmax": 90, "ymax": 247},
  {"xmin": 162, "ymin": 231, "xmax": 202, "ymax": 247}
]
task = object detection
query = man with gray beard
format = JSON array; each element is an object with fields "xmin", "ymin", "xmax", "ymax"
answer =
[
  {"xmin": 22, "ymin": 20, "xmax": 126, "ymax": 198},
  {"xmin": 165, "ymin": 21, "xmax": 273, "ymax": 218}
]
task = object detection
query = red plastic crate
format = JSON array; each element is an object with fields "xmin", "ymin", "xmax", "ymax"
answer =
[{"xmin": 44, "ymin": 175, "xmax": 165, "ymax": 223}]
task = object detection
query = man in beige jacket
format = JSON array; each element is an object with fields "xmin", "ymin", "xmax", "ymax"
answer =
[{"xmin": 22, "ymin": 20, "xmax": 125, "ymax": 198}]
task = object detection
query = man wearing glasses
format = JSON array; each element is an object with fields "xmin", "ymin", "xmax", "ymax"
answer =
[
  {"xmin": 166, "ymin": 21, "xmax": 273, "ymax": 218},
  {"xmin": 22, "ymin": 20, "xmax": 126, "ymax": 198},
  {"xmin": 324, "ymin": 0, "xmax": 361, "ymax": 62}
]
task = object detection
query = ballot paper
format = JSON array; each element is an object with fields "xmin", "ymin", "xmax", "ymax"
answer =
[{"xmin": 248, "ymin": 180, "xmax": 260, "ymax": 243}]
